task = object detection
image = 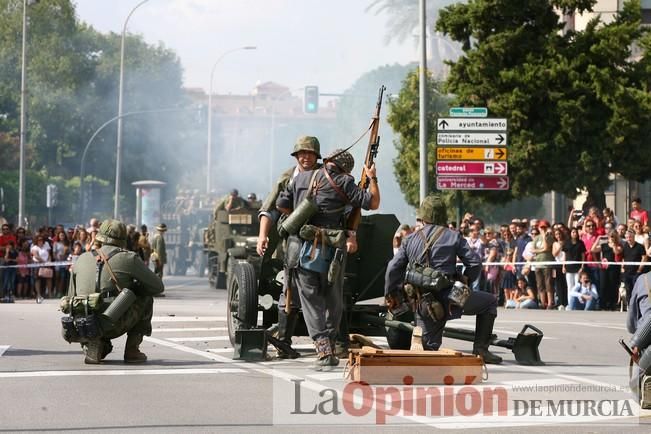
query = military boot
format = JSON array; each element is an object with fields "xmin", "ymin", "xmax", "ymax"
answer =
[
  {"xmin": 83, "ymin": 339, "xmax": 104, "ymax": 365},
  {"xmin": 101, "ymin": 338, "xmax": 113, "ymax": 360},
  {"xmin": 313, "ymin": 337, "xmax": 339, "ymax": 371},
  {"xmin": 472, "ymin": 314, "xmax": 503, "ymax": 364},
  {"xmin": 276, "ymin": 310, "xmax": 300, "ymax": 359},
  {"xmin": 332, "ymin": 338, "xmax": 349, "ymax": 358},
  {"xmin": 124, "ymin": 334, "xmax": 147, "ymax": 363}
]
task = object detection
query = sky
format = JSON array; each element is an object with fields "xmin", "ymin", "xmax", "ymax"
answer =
[{"xmin": 74, "ymin": 0, "xmax": 419, "ymax": 96}]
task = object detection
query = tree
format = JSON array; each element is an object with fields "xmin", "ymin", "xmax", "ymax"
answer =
[
  {"xmin": 387, "ymin": 68, "xmax": 451, "ymax": 208},
  {"xmin": 434, "ymin": 0, "xmax": 651, "ymax": 208},
  {"xmin": 0, "ymin": 0, "xmax": 196, "ymax": 222}
]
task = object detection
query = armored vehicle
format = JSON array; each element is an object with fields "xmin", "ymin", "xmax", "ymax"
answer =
[{"xmin": 161, "ymin": 199, "xmax": 211, "ymax": 276}]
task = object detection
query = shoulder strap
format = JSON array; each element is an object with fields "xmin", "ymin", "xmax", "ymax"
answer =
[
  {"xmin": 418, "ymin": 226, "xmax": 447, "ymax": 264},
  {"xmin": 307, "ymin": 169, "xmax": 321, "ymax": 198},
  {"xmin": 96, "ymin": 248, "xmax": 124, "ymax": 292},
  {"xmin": 321, "ymin": 167, "xmax": 350, "ymax": 204}
]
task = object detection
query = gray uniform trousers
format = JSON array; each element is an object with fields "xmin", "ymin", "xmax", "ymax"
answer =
[
  {"xmin": 417, "ymin": 290, "xmax": 498, "ymax": 350},
  {"xmin": 295, "ymin": 265, "xmax": 344, "ymax": 341}
]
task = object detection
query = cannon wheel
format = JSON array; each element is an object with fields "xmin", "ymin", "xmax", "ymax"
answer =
[{"xmin": 227, "ymin": 261, "xmax": 258, "ymax": 345}]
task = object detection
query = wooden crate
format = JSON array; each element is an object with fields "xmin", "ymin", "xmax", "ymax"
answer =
[{"xmin": 347, "ymin": 346, "xmax": 484, "ymax": 385}]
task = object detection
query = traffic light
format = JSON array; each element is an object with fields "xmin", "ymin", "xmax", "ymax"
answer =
[{"xmin": 304, "ymin": 86, "xmax": 319, "ymax": 114}]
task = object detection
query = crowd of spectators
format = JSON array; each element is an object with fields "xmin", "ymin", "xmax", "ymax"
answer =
[
  {"xmin": 393, "ymin": 197, "xmax": 651, "ymax": 312},
  {"xmin": 0, "ymin": 220, "xmax": 154, "ymax": 304}
]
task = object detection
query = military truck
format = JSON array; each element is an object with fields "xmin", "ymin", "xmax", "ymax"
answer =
[
  {"xmin": 203, "ymin": 208, "xmax": 264, "ymax": 289},
  {"xmin": 161, "ymin": 199, "xmax": 212, "ymax": 276}
]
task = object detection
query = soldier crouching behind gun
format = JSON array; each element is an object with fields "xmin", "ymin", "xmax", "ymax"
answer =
[
  {"xmin": 384, "ymin": 194, "xmax": 503, "ymax": 364},
  {"xmin": 276, "ymin": 149, "xmax": 380, "ymax": 370},
  {"xmin": 63, "ymin": 219, "xmax": 164, "ymax": 364},
  {"xmin": 256, "ymin": 135, "xmax": 322, "ymax": 359}
]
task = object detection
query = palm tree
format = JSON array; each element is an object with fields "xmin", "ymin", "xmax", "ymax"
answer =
[{"xmin": 366, "ymin": 0, "xmax": 464, "ymax": 78}]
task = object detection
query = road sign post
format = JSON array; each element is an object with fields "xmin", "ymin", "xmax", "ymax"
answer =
[{"xmin": 436, "ymin": 110, "xmax": 509, "ymax": 193}]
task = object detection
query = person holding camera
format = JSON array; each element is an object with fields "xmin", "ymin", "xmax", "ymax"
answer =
[
  {"xmin": 67, "ymin": 220, "xmax": 163, "ymax": 364},
  {"xmin": 568, "ymin": 271, "xmax": 599, "ymax": 310},
  {"xmin": 532, "ymin": 220, "xmax": 555, "ymax": 309}
]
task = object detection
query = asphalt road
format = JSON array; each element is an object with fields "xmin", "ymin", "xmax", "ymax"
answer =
[{"xmin": 1, "ymin": 275, "xmax": 650, "ymax": 433}]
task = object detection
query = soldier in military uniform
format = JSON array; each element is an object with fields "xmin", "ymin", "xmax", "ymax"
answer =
[
  {"xmin": 277, "ymin": 148, "xmax": 380, "ymax": 370},
  {"xmin": 257, "ymin": 136, "xmax": 322, "ymax": 358},
  {"xmin": 151, "ymin": 223, "xmax": 167, "ymax": 281},
  {"xmin": 216, "ymin": 189, "xmax": 248, "ymax": 212},
  {"xmin": 384, "ymin": 195, "xmax": 503, "ymax": 364},
  {"xmin": 68, "ymin": 220, "xmax": 164, "ymax": 364},
  {"xmin": 627, "ymin": 269, "xmax": 651, "ymax": 407}
]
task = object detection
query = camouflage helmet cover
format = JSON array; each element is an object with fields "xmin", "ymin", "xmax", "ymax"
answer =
[
  {"xmin": 291, "ymin": 136, "xmax": 321, "ymax": 158},
  {"xmin": 96, "ymin": 219, "xmax": 127, "ymax": 248},
  {"xmin": 325, "ymin": 148, "xmax": 355, "ymax": 173},
  {"xmin": 417, "ymin": 194, "xmax": 447, "ymax": 225}
]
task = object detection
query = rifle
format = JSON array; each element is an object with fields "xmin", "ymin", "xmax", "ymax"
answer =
[{"xmin": 346, "ymin": 85, "xmax": 386, "ymax": 231}]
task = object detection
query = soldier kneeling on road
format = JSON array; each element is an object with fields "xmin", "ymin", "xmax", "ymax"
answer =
[
  {"xmin": 384, "ymin": 194, "xmax": 503, "ymax": 364},
  {"xmin": 61, "ymin": 219, "xmax": 164, "ymax": 364}
]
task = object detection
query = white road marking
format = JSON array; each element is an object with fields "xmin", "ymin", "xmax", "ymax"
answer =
[
  {"xmin": 206, "ymin": 348, "xmax": 235, "ymax": 354},
  {"xmin": 144, "ymin": 336, "xmax": 239, "ymax": 364},
  {"xmin": 0, "ymin": 368, "xmax": 246, "ymax": 378},
  {"xmin": 306, "ymin": 372, "xmax": 345, "ymax": 381},
  {"xmin": 167, "ymin": 336, "xmax": 230, "ymax": 342},
  {"xmin": 152, "ymin": 316, "xmax": 226, "ymax": 322},
  {"xmin": 153, "ymin": 327, "xmax": 227, "ymax": 332},
  {"xmin": 0, "ymin": 345, "xmax": 10, "ymax": 357}
]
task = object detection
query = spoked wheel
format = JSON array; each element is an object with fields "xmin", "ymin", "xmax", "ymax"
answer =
[{"xmin": 227, "ymin": 261, "xmax": 258, "ymax": 345}]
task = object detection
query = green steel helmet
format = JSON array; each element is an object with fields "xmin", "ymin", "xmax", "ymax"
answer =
[
  {"xmin": 325, "ymin": 148, "xmax": 354, "ymax": 173},
  {"xmin": 417, "ymin": 194, "xmax": 447, "ymax": 225},
  {"xmin": 291, "ymin": 136, "xmax": 321, "ymax": 158},
  {"xmin": 95, "ymin": 219, "xmax": 127, "ymax": 248}
]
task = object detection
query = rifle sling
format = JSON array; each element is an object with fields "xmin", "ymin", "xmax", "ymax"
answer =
[
  {"xmin": 417, "ymin": 226, "xmax": 447, "ymax": 264},
  {"xmin": 95, "ymin": 249, "xmax": 124, "ymax": 292},
  {"xmin": 321, "ymin": 167, "xmax": 350, "ymax": 204}
]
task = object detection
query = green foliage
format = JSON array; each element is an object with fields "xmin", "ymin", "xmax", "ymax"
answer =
[
  {"xmin": 0, "ymin": 0, "xmax": 198, "ymax": 224},
  {"xmin": 430, "ymin": 0, "xmax": 651, "ymax": 208},
  {"xmin": 386, "ymin": 68, "xmax": 451, "ymax": 207}
]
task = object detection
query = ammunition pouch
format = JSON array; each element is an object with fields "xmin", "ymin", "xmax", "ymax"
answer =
[
  {"xmin": 421, "ymin": 292, "xmax": 446, "ymax": 322},
  {"xmin": 59, "ymin": 293, "xmax": 104, "ymax": 315},
  {"xmin": 327, "ymin": 248, "xmax": 344, "ymax": 285},
  {"xmin": 60, "ymin": 295, "xmax": 103, "ymax": 343},
  {"xmin": 404, "ymin": 263, "xmax": 453, "ymax": 293},
  {"xmin": 278, "ymin": 197, "xmax": 318, "ymax": 238},
  {"xmin": 299, "ymin": 225, "xmax": 347, "ymax": 249}
]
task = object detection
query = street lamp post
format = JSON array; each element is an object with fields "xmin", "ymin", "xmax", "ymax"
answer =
[
  {"xmin": 419, "ymin": 0, "xmax": 428, "ymax": 203},
  {"xmin": 114, "ymin": 0, "xmax": 150, "ymax": 219},
  {"xmin": 18, "ymin": 0, "xmax": 35, "ymax": 227},
  {"xmin": 206, "ymin": 46, "xmax": 256, "ymax": 194}
]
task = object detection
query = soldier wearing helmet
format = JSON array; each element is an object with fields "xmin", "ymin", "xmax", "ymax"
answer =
[
  {"xmin": 67, "ymin": 219, "xmax": 164, "ymax": 364},
  {"xmin": 276, "ymin": 147, "xmax": 380, "ymax": 370},
  {"xmin": 384, "ymin": 194, "xmax": 503, "ymax": 364},
  {"xmin": 256, "ymin": 135, "xmax": 322, "ymax": 359}
]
